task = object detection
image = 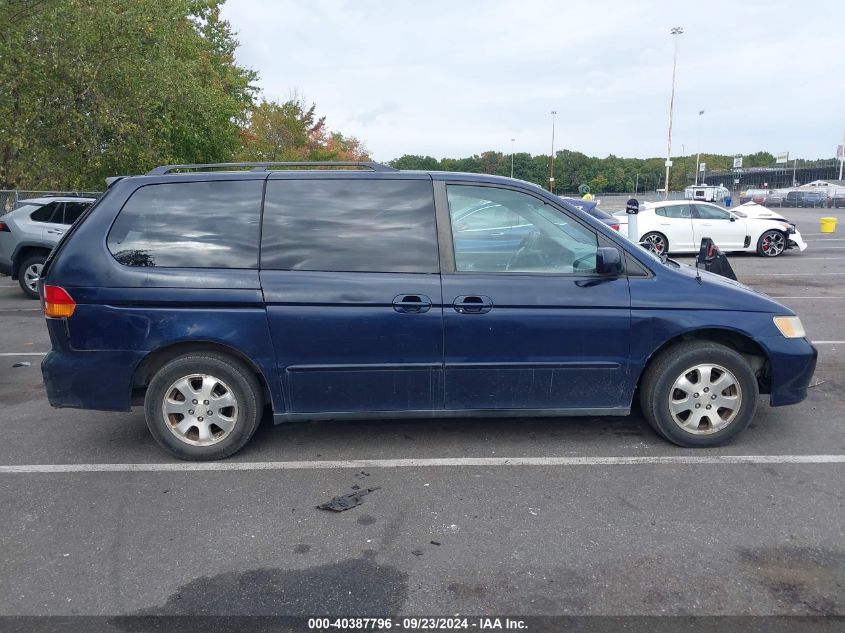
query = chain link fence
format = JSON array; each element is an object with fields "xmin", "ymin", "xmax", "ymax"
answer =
[{"xmin": 1, "ymin": 190, "xmax": 102, "ymax": 215}]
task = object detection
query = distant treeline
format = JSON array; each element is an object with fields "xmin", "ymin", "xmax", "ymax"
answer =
[{"xmin": 390, "ymin": 151, "xmax": 789, "ymax": 193}]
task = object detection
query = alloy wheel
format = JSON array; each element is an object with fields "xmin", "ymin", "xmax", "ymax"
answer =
[
  {"xmin": 161, "ymin": 373, "xmax": 239, "ymax": 446},
  {"xmin": 24, "ymin": 263, "xmax": 43, "ymax": 293},
  {"xmin": 760, "ymin": 231, "xmax": 785, "ymax": 256},
  {"xmin": 668, "ymin": 363, "xmax": 742, "ymax": 435}
]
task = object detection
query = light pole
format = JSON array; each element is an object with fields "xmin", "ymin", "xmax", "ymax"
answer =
[
  {"xmin": 664, "ymin": 26, "xmax": 683, "ymax": 199},
  {"xmin": 839, "ymin": 128, "xmax": 844, "ymax": 180},
  {"xmin": 634, "ymin": 173, "xmax": 639, "ymax": 195},
  {"xmin": 694, "ymin": 109, "xmax": 705, "ymax": 186},
  {"xmin": 549, "ymin": 110, "xmax": 557, "ymax": 192},
  {"xmin": 510, "ymin": 138, "xmax": 516, "ymax": 178}
]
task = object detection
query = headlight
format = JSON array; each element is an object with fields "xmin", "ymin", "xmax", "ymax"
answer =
[{"xmin": 773, "ymin": 316, "xmax": 806, "ymax": 338}]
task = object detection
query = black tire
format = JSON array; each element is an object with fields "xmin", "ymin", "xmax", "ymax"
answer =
[
  {"xmin": 641, "ymin": 231, "xmax": 669, "ymax": 255},
  {"xmin": 144, "ymin": 352, "xmax": 263, "ymax": 460},
  {"xmin": 17, "ymin": 254, "xmax": 46, "ymax": 299},
  {"xmin": 639, "ymin": 341, "xmax": 758, "ymax": 448},
  {"xmin": 756, "ymin": 230, "xmax": 787, "ymax": 257}
]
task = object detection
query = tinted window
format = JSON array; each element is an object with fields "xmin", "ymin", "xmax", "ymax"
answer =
[
  {"xmin": 261, "ymin": 179, "xmax": 438, "ymax": 273},
  {"xmin": 656, "ymin": 204, "xmax": 692, "ymax": 219},
  {"xmin": 107, "ymin": 180, "xmax": 262, "ymax": 268},
  {"xmin": 448, "ymin": 185, "xmax": 598, "ymax": 274},
  {"xmin": 695, "ymin": 204, "xmax": 730, "ymax": 220},
  {"xmin": 30, "ymin": 202, "xmax": 60, "ymax": 223},
  {"xmin": 62, "ymin": 202, "xmax": 90, "ymax": 225}
]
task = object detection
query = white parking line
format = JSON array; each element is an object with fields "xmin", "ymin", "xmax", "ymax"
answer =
[
  {"xmin": 0, "ymin": 352, "xmax": 47, "ymax": 357},
  {"xmin": 813, "ymin": 341, "xmax": 845, "ymax": 344},
  {"xmin": 743, "ymin": 272, "xmax": 845, "ymax": 276},
  {"xmin": 0, "ymin": 455, "xmax": 843, "ymax": 474},
  {"xmin": 771, "ymin": 296, "xmax": 845, "ymax": 299}
]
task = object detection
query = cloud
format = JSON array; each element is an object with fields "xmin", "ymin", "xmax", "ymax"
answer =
[{"xmin": 221, "ymin": 0, "xmax": 845, "ymax": 161}]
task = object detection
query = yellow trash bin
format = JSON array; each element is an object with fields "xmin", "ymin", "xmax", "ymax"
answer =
[{"xmin": 820, "ymin": 217, "xmax": 837, "ymax": 233}]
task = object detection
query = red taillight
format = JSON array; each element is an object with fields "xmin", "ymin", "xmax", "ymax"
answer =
[
  {"xmin": 42, "ymin": 285, "xmax": 76, "ymax": 318},
  {"xmin": 0, "ymin": 221, "xmax": 9, "ymax": 232},
  {"xmin": 610, "ymin": 223, "xmax": 620, "ymax": 231}
]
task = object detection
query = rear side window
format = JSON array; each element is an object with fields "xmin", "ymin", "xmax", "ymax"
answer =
[
  {"xmin": 30, "ymin": 202, "xmax": 61, "ymax": 223},
  {"xmin": 107, "ymin": 181, "xmax": 262, "ymax": 268},
  {"xmin": 261, "ymin": 179, "xmax": 438, "ymax": 273},
  {"xmin": 655, "ymin": 204, "xmax": 692, "ymax": 219}
]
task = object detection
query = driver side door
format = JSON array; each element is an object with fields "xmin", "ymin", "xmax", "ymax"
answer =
[{"xmin": 439, "ymin": 182, "xmax": 632, "ymax": 412}]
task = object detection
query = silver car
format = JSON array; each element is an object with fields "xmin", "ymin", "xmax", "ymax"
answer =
[{"xmin": 0, "ymin": 196, "xmax": 96, "ymax": 298}]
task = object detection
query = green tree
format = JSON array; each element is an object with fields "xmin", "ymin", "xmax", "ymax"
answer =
[{"xmin": 0, "ymin": 0, "xmax": 257, "ymax": 189}]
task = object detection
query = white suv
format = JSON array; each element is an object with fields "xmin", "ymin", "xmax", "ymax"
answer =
[{"xmin": 0, "ymin": 196, "xmax": 96, "ymax": 298}]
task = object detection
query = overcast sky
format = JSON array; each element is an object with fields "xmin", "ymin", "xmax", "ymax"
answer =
[{"xmin": 221, "ymin": 0, "xmax": 844, "ymax": 162}]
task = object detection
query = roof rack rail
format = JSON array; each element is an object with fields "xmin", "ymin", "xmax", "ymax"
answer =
[{"xmin": 146, "ymin": 161, "xmax": 398, "ymax": 176}]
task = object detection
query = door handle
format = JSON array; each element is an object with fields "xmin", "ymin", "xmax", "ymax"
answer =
[
  {"xmin": 392, "ymin": 294, "xmax": 431, "ymax": 314},
  {"xmin": 453, "ymin": 295, "xmax": 493, "ymax": 314},
  {"xmin": 47, "ymin": 229, "xmax": 65, "ymax": 235}
]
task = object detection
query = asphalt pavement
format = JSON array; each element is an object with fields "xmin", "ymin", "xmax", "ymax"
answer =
[{"xmin": 0, "ymin": 206, "xmax": 843, "ymax": 622}]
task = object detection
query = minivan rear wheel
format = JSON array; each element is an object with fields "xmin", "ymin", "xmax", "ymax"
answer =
[
  {"xmin": 18, "ymin": 255, "xmax": 46, "ymax": 299},
  {"xmin": 639, "ymin": 341, "xmax": 758, "ymax": 447},
  {"xmin": 144, "ymin": 353, "xmax": 262, "ymax": 460}
]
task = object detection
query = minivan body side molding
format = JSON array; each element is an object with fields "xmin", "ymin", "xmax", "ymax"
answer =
[{"xmin": 273, "ymin": 406, "xmax": 631, "ymax": 424}]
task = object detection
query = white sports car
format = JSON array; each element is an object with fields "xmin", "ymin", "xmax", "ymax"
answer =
[{"xmin": 614, "ymin": 201, "xmax": 807, "ymax": 257}]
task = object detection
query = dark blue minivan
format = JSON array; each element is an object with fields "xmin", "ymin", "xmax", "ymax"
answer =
[{"xmin": 39, "ymin": 162, "xmax": 817, "ymax": 460}]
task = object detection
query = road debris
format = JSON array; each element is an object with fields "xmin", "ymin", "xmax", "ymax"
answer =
[
  {"xmin": 808, "ymin": 380, "xmax": 826, "ymax": 388},
  {"xmin": 317, "ymin": 487, "xmax": 380, "ymax": 512},
  {"xmin": 12, "ymin": 362, "xmax": 31, "ymax": 368}
]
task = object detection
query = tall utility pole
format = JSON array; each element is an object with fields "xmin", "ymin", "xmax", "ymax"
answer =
[
  {"xmin": 510, "ymin": 138, "xmax": 516, "ymax": 178},
  {"xmin": 549, "ymin": 110, "xmax": 557, "ymax": 192},
  {"xmin": 694, "ymin": 109, "xmax": 705, "ymax": 186},
  {"xmin": 839, "ymin": 128, "xmax": 844, "ymax": 180},
  {"xmin": 664, "ymin": 26, "xmax": 683, "ymax": 199}
]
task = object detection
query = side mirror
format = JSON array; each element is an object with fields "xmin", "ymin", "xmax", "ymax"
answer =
[
  {"xmin": 596, "ymin": 247, "xmax": 623, "ymax": 275},
  {"xmin": 729, "ymin": 214, "xmax": 736, "ymax": 222}
]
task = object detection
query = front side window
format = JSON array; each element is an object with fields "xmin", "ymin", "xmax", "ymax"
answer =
[
  {"xmin": 62, "ymin": 202, "xmax": 90, "ymax": 225},
  {"xmin": 261, "ymin": 179, "xmax": 438, "ymax": 273},
  {"xmin": 695, "ymin": 204, "xmax": 730, "ymax": 220},
  {"xmin": 448, "ymin": 185, "xmax": 598, "ymax": 274},
  {"xmin": 107, "ymin": 180, "xmax": 262, "ymax": 268}
]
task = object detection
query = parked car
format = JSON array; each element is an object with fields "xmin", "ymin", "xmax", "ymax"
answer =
[
  {"xmin": 614, "ymin": 200, "xmax": 807, "ymax": 257},
  {"xmin": 0, "ymin": 196, "xmax": 96, "ymax": 298},
  {"xmin": 39, "ymin": 162, "xmax": 817, "ymax": 459},
  {"xmin": 800, "ymin": 191, "xmax": 827, "ymax": 208},
  {"xmin": 765, "ymin": 191, "xmax": 786, "ymax": 207},
  {"xmin": 560, "ymin": 198, "xmax": 620, "ymax": 230},
  {"xmin": 831, "ymin": 189, "xmax": 845, "ymax": 208},
  {"xmin": 784, "ymin": 191, "xmax": 803, "ymax": 207},
  {"xmin": 739, "ymin": 189, "xmax": 769, "ymax": 205}
]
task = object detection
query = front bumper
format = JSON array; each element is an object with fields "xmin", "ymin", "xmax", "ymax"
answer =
[
  {"xmin": 757, "ymin": 336, "xmax": 818, "ymax": 406},
  {"xmin": 787, "ymin": 229, "xmax": 808, "ymax": 252}
]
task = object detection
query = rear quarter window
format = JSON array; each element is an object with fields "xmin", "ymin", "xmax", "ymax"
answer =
[{"xmin": 107, "ymin": 180, "xmax": 262, "ymax": 268}]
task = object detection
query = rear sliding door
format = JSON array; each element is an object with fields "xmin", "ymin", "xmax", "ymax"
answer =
[{"xmin": 260, "ymin": 173, "xmax": 444, "ymax": 414}]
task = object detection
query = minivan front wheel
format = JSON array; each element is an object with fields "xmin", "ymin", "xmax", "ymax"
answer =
[
  {"xmin": 639, "ymin": 341, "xmax": 758, "ymax": 447},
  {"xmin": 144, "ymin": 353, "xmax": 262, "ymax": 460},
  {"xmin": 18, "ymin": 255, "xmax": 46, "ymax": 299}
]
